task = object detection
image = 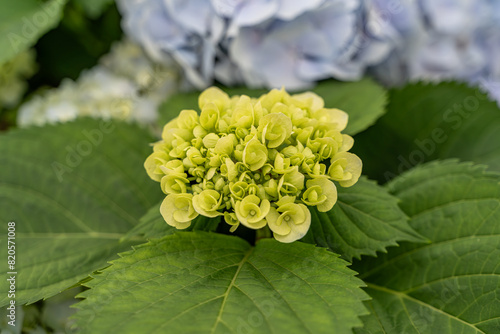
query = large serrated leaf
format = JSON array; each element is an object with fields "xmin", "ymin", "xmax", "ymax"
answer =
[
  {"xmin": 0, "ymin": 119, "xmax": 163, "ymax": 306},
  {"xmin": 74, "ymin": 232, "xmax": 369, "ymax": 334},
  {"xmin": 123, "ymin": 201, "xmax": 221, "ymax": 240},
  {"xmin": 158, "ymin": 78, "xmax": 386, "ymax": 136},
  {"xmin": 353, "ymin": 160, "xmax": 500, "ymax": 334},
  {"xmin": 0, "ymin": 0, "xmax": 67, "ymax": 65},
  {"xmin": 301, "ymin": 177, "xmax": 426, "ymax": 261},
  {"xmin": 355, "ymin": 81, "xmax": 500, "ymax": 182}
]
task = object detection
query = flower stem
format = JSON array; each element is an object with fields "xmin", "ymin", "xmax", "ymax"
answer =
[{"xmin": 256, "ymin": 226, "xmax": 271, "ymax": 242}]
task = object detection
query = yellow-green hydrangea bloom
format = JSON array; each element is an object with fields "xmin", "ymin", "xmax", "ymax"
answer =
[
  {"xmin": 145, "ymin": 87, "xmax": 362, "ymax": 241},
  {"xmin": 266, "ymin": 196, "xmax": 311, "ymax": 243},
  {"xmin": 160, "ymin": 193, "xmax": 198, "ymax": 229}
]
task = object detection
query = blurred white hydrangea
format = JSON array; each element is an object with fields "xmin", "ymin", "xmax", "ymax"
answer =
[
  {"xmin": 117, "ymin": 0, "xmax": 392, "ymax": 90},
  {"xmin": 18, "ymin": 40, "xmax": 181, "ymax": 128},
  {"xmin": 100, "ymin": 39, "xmax": 180, "ymax": 102},
  {"xmin": 0, "ymin": 49, "xmax": 37, "ymax": 109}
]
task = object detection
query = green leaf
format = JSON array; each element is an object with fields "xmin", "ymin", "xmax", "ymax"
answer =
[
  {"xmin": 0, "ymin": 0, "xmax": 67, "ymax": 66},
  {"xmin": 75, "ymin": 232, "xmax": 369, "ymax": 334},
  {"xmin": 353, "ymin": 160, "xmax": 500, "ymax": 333},
  {"xmin": 0, "ymin": 119, "xmax": 163, "ymax": 306},
  {"xmin": 312, "ymin": 78, "xmax": 387, "ymax": 135},
  {"xmin": 301, "ymin": 177, "xmax": 426, "ymax": 261},
  {"xmin": 158, "ymin": 79, "xmax": 386, "ymax": 136},
  {"xmin": 123, "ymin": 201, "xmax": 221, "ymax": 240},
  {"xmin": 354, "ymin": 81, "xmax": 500, "ymax": 182},
  {"xmin": 73, "ymin": 0, "xmax": 113, "ymax": 18}
]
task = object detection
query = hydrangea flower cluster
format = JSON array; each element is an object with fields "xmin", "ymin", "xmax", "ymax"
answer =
[
  {"xmin": 118, "ymin": 0, "xmax": 500, "ymax": 106},
  {"xmin": 0, "ymin": 49, "xmax": 37, "ymax": 109},
  {"xmin": 145, "ymin": 87, "xmax": 362, "ymax": 243},
  {"xmin": 117, "ymin": 0, "xmax": 390, "ymax": 90},
  {"xmin": 18, "ymin": 40, "xmax": 180, "ymax": 127}
]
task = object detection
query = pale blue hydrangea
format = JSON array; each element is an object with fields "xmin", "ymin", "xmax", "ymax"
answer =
[
  {"xmin": 221, "ymin": 0, "xmax": 394, "ymax": 90},
  {"xmin": 118, "ymin": 0, "xmax": 224, "ymax": 89},
  {"xmin": 480, "ymin": 77, "xmax": 500, "ymax": 103},
  {"xmin": 369, "ymin": 0, "xmax": 499, "ymax": 86},
  {"xmin": 212, "ymin": 0, "xmax": 327, "ymax": 28},
  {"xmin": 117, "ymin": 0, "xmax": 500, "ymax": 105},
  {"xmin": 117, "ymin": 0, "xmax": 392, "ymax": 90}
]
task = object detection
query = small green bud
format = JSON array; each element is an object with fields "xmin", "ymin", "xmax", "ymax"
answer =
[
  {"xmin": 277, "ymin": 167, "xmax": 304, "ymax": 195},
  {"xmin": 243, "ymin": 137, "xmax": 268, "ymax": 171},
  {"xmin": 290, "ymin": 91, "xmax": 324, "ymax": 112},
  {"xmin": 235, "ymin": 195, "xmax": 270, "ymax": 229},
  {"xmin": 193, "ymin": 125, "xmax": 208, "ymax": 138},
  {"xmin": 200, "ymin": 102, "xmax": 219, "ymax": 131},
  {"xmin": 234, "ymin": 127, "xmax": 250, "ymax": 140},
  {"xmin": 220, "ymin": 158, "xmax": 238, "ymax": 181},
  {"xmin": 339, "ymin": 134, "xmax": 354, "ymax": 152},
  {"xmin": 231, "ymin": 95, "xmax": 254, "ymax": 128},
  {"xmin": 190, "ymin": 166, "xmax": 206, "ymax": 178},
  {"xmin": 264, "ymin": 179, "xmax": 279, "ymax": 199},
  {"xmin": 222, "ymin": 212, "xmax": 238, "ymax": 232},
  {"xmin": 273, "ymin": 153, "xmax": 295, "ymax": 174},
  {"xmin": 258, "ymin": 87, "xmax": 287, "ymax": 111},
  {"xmin": 186, "ymin": 147, "xmax": 206, "ymax": 166},
  {"xmin": 309, "ymin": 137, "xmax": 339, "ymax": 159},
  {"xmin": 162, "ymin": 127, "xmax": 193, "ymax": 143},
  {"xmin": 229, "ymin": 181, "xmax": 248, "ymax": 200},
  {"xmin": 295, "ymin": 126, "xmax": 314, "ymax": 145},
  {"xmin": 206, "ymin": 167, "xmax": 217, "ymax": 180},
  {"xmin": 258, "ymin": 112, "xmax": 292, "ymax": 148},
  {"xmin": 160, "ymin": 194, "xmax": 198, "ymax": 229},
  {"xmin": 266, "ymin": 201, "xmax": 311, "ymax": 243},
  {"xmin": 328, "ymin": 152, "xmax": 362, "ymax": 187},
  {"xmin": 168, "ymin": 141, "xmax": 190, "ymax": 159},
  {"xmin": 202, "ymin": 179, "xmax": 215, "ymax": 190},
  {"xmin": 161, "ymin": 174, "xmax": 189, "ymax": 194},
  {"xmin": 238, "ymin": 171, "xmax": 254, "ymax": 184},
  {"xmin": 144, "ymin": 151, "xmax": 171, "ymax": 182},
  {"xmin": 176, "ymin": 109, "xmax": 199, "ymax": 130},
  {"xmin": 208, "ymin": 153, "xmax": 222, "ymax": 167},
  {"xmin": 214, "ymin": 134, "xmax": 236, "ymax": 155},
  {"xmin": 214, "ymin": 177, "xmax": 226, "ymax": 191},
  {"xmin": 202, "ymin": 133, "xmax": 220, "ymax": 148},
  {"xmin": 198, "ymin": 86, "xmax": 229, "ymax": 111},
  {"xmin": 192, "ymin": 189, "xmax": 223, "ymax": 217},
  {"xmin": 192, "ymin": 184, "xmax": 203, "ymax": 194},
  {"xmin": 312, "ymin": 108, "xmax": 348, "ymax": 131},
  {"xmin": 303, "ymin": 178, "xmax": 337, "ymax": 212}
]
